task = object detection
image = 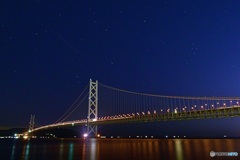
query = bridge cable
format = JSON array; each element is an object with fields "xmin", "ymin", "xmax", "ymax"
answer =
[
  {"xmin": 54, "ymin": 84, "xmax": 89, "ymax": 124},
  {"xmin": 99, "ymin": 83, "xmax": 240, "ymax": 100},
  {"xmin": 59, "ymin": 93, "xmax": 89, "ymax": 123}
]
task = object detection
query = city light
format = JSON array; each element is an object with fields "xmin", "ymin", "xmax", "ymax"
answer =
[
  {"xmin": 23, "ymin": 135, "xmax": 28, "ymax": 139},
  {"xmin": 83, "ymin": 133, "xmax": 88, "ymax": 138},
  {"xmin": 14, "ymin": 134, "xmax": 19, "ymax": 139}
]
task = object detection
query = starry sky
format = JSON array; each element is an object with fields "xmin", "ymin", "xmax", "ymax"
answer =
[{"xmin": 1, "ymin": 1, "xmax": 240, "ymax": 136}]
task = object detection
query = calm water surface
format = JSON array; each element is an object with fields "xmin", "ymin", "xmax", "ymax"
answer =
[{"xmin": 0, "ymin": 138, "xmax": 239, "ymax": 160}]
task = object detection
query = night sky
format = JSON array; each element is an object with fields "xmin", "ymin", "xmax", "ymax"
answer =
[{"xmin": 1, "ymin": 1, "xmax": 240, "ymax": 137}]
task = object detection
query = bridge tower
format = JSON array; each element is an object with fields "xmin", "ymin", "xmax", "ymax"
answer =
[
  {"xmin": 28, "ymin": 114, "xmax": 35, "ymax": 133},
  {"xmin": 87, "ymin": 79, "xmax": 98, "ymax": 136}
]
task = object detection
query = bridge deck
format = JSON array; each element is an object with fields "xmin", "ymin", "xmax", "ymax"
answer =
[{"xmin": 31, "ymin": 106, "xmax": 240, "ymax": 133}]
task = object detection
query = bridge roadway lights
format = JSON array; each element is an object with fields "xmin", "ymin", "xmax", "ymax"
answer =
[{"xmin": 22, "ymin": 106, "xmax": 240, "ymax": 136}]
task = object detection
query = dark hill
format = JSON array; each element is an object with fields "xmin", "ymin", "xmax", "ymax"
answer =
[{"xmin": 0, "ymin": 128, "xmax": 26, "ymax": 136}]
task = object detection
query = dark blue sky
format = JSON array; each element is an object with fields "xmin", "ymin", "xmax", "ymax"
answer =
[{"xmin": 1, "ymin": 1, "xmax": 240, "ymax": 136}]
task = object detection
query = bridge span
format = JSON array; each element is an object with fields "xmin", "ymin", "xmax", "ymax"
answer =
[
  {"xmin": 28, "ymin": 105, "xmax": 240, "ymax": 135},
  {"xmin": 21, "ymin": 80, "xmax": 240, "ymax": 137}
]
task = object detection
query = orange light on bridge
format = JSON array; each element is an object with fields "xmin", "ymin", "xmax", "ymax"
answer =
[{"xmin": 23, "ymin": 134, "xmax": 28, "ymax": 139}]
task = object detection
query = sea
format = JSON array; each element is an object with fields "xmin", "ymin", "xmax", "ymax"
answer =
[{"xmin": 0, "ymin": 138, "xmax": 239, "ymax": 160}]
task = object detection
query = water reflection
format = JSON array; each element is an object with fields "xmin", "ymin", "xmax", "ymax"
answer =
[
  {"xmin": 82, "ymin": 142, "xmax": 86, "ymax": 160},
  {"xmin": 90, "ymin": 139, "xmax": 97, "ymax": 160},
  {"xmin": 82, "ymin": 138, "xmax": 99, "ymax": 160},
  {"xmin": 10, "ymin": 140, "xmax": 16, "ymax": 160},
  {"xmin": 42, "ymin": 144, "xmax": 47, "ymax": 160},
  {"xmin": 175, "ymin": 139, "xmax": 184, "ymax": 160},
  {"xmin": 4, "ymin": 138, "xmax": 240, "ymax": 160},
  {"xmin": 21, "ymin": 140, "xmax": 30, "ymax": 160},
  {"xmin": 68, "ymin": 143, "xmax": 74, "ymax": 160},
  {"xmin": 59, "ymin": 142, "xmax": 64, "ymax": 160}
]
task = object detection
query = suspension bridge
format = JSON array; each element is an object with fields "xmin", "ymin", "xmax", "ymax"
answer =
[{"xmin": 23, "ymin": 79, "xmax": 240, "ymax": 138}]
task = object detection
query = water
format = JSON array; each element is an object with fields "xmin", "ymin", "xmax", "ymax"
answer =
[{"xmin": 0, "ymin": 138, "xmax": 239, "ymax": 160}]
